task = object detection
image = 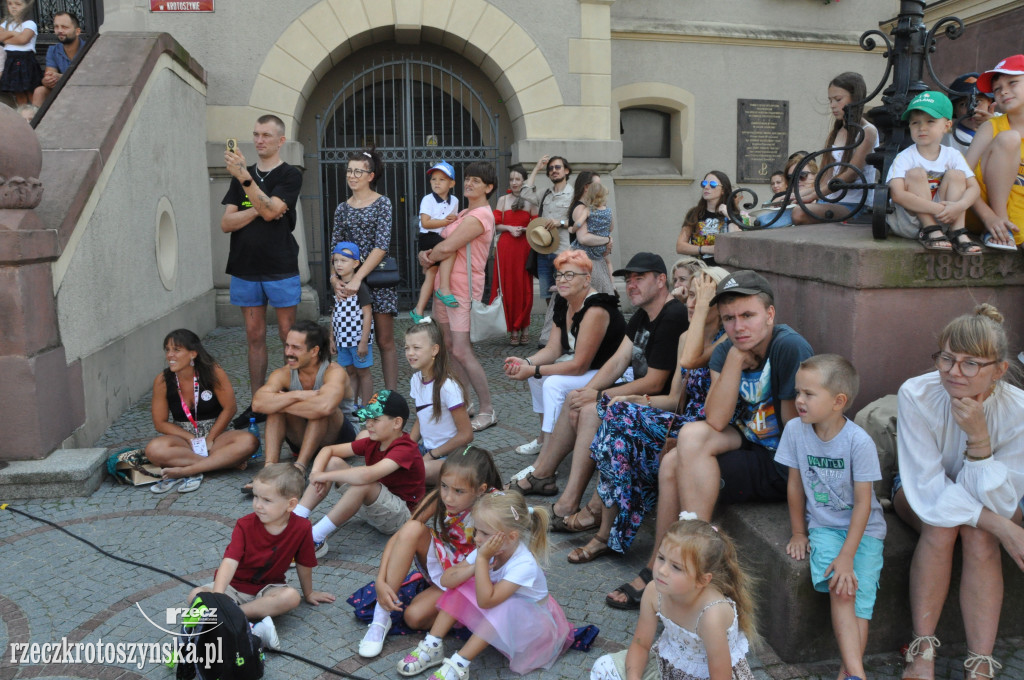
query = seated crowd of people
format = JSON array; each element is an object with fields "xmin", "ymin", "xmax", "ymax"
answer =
[{"xmin": 132, "ymin": 57, "xmax": 1024, "ymax": 680}]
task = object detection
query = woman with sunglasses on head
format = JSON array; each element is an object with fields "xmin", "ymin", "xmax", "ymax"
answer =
[
  {"xmin": 503, "ymin": 250, "xmax": 625, "ymax": 467},
  {"xmin": 893, "ymin": 304, "xmax": 1024, "ymax": 680},
  {"xmin": 676, "ymin": 171, "xmax": 740, "ymax": 265},
  {"xmin": 331, "ymin": 147, "xmax": 399, "ymax": 391}
]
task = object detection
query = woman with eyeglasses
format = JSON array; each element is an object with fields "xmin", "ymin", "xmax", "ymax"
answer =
[
  {"xmin": 331, "ymin": 147, "xmax": 398, "ymax": 391},
  {"xmin": 893, "ymin": 304, "xmax": 1024, "ymax": 680},
  {"xmin": 676, "ymin": 171, "xmax": 740, "ymax": 265},
  {"xmin": 503, "ymin": 250, "xmax": 625, "ymax": 473}
]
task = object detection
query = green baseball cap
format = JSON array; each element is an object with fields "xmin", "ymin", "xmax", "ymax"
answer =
[{"xmin": 901, "ymin": 91, "xmax": 953, "ymax": 121}]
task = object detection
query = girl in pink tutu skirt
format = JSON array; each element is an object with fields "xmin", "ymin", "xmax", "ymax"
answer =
[
  {"xmin": 591, "ymin": 515, "xmax": 757, "ymax": 680},
  {"xmin": 396, "ymin": 490, "xmax": 572, "ymax": 680}
]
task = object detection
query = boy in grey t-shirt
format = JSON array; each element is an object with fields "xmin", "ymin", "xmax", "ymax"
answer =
[{"xmin": 774, "ymin": 354, "xmax": 886, "ymax": 680}]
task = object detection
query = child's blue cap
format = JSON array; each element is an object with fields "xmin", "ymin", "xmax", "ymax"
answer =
[
  {"xmin": 332, "ymin": 241, "xmax": 360, "ymax": 260},
  {"xmin": 427, "ymin": 161, "xmax": 455, "ymax": 181},
  {"xmin": 901, "ymin": 91, "xmax": 953, "ymax": 121}
]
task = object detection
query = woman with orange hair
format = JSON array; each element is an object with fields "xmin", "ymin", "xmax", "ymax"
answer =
[{"xmin": 503, "ymin": 250, "xmax": 625, "ymax": 483}]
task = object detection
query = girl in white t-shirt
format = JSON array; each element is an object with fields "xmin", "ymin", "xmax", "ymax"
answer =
[
  {"xmin": 0, "ymin": 0, "xmax": 43, "ymax": 106},
  {"xmin": 396, "ymin": 490, "xmax": 573, "ymax": 679},
  {"xmin": 405, "ymin": 318, "xmax": 473, "ymax": 485}
]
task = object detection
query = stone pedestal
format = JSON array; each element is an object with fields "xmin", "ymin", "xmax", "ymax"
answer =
[
  {"xmin": 0, "ymin": 108, "xmax": 85, "ymax": 460},
  {"xmin": 715, "ymin": 223, "xmax": 1024, "ymax": 414}
]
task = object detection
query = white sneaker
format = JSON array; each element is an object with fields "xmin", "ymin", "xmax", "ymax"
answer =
[
  {"xmin": 252, "ymin": 616, "xmax": 280, "ymax": 650},
  {"xmin": 357, "ymin": 617, "xmax": 392, "ymax": 658},
  {"xmin": 397, "ymin": 639, "xmax": 444, "ymax": 676},
  {"xmin": 314, "ymin": 540, "xmax": 329, "ymax": 559},
  {"xmin": 515, "ymin": 439, "xmax": 541, "ymax": 455}
]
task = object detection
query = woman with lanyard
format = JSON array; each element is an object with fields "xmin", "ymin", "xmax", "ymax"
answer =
[{"xmin": 147, "ymin": 329, "xmax": 258, "ymax": 493}]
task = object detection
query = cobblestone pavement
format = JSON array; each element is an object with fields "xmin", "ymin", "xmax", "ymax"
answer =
[{"xmin": 1, "ymin": 318, "xmax": 1021, "ymax": 679}]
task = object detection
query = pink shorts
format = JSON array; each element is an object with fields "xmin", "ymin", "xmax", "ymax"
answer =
[{"xmin": 432, "ymin": 290, "xmax": 471, "ymax": 332}]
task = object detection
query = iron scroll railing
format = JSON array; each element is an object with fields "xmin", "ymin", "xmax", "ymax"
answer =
[{"xmin": 725, "ymin": 0, "xmax": 969, "ymax": 240}]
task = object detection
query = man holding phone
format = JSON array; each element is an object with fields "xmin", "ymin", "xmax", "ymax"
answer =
[{"xmin": 222, "ymin": 114, "xmax": 304, "ymax": 428}]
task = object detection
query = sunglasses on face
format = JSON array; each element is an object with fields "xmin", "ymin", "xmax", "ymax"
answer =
[
  {"xmin": 548, "ymin": 165, "xmax": 564, "ymax": 171},
  {"xmin": 798, "ymin": 171, "xmax": 813, "ymax": 181},
  {"xmin": 701, "ymin": 180, "xmax": 720, "ymax": 189}
]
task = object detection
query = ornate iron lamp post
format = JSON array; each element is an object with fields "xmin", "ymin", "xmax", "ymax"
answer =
[{"xmin": 731, "ymin": 0, "xmax": 968, "ymax": 239}]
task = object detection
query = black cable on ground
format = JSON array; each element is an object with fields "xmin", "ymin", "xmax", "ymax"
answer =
[{"xmin": 1, "ymin": 503, "xmax": 370, "ymax": 680}]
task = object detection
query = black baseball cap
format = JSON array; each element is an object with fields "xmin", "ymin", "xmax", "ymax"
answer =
[
  {"xmin": 948, "ymin": 72, "xmax": 995, "ymax": 101},
  {"xmin": 613, "ymin": 252, "xmax": 668, "ymax": 277},
  {"xmin": 709, "ymin": 270, "xmax": 774, "ymax": 306},
  {"xmin": 355, "ymin": 390, "xmax": 410, "ymax": 422}
]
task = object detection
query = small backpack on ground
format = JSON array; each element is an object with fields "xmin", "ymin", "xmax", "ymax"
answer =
[{"xmin": 175, "ymin": 591, "xmax": 264, "ymax": 680}]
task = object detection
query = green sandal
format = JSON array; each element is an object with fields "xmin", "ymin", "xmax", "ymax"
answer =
[{"xmin": 434, "ymin": 290, "xmax": 459, "ymax": 307}]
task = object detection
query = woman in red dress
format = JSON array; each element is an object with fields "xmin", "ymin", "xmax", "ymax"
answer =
[{"xmin": 491, "ymin": 167, "xmax": 538, "ymax": 345}]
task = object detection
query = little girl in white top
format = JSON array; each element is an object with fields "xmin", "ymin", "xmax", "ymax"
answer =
[
  {"xmin": 591, "ymin": 515, "xmax": 757, "ymax": 680},
  {"xmin": 397, "ymin": 490, "xmax": 573, "ymax": 680}
]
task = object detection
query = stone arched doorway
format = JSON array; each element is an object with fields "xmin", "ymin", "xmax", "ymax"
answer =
[{"xmin": 306, "ymin": 50, "xmax": 511, "ymax": 308}]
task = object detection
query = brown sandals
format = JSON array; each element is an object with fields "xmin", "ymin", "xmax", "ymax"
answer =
[{"xmin": 567, "ymin": 535, "xmax": 612, "ymax": 564}]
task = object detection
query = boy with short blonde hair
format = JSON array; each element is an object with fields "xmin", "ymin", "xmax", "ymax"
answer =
[
  {"xmin": 188, "ymin": 464, "xmax": 336, "ymax": 650},
  {"xmin": 775, "ymin": 354, "xmax": 886, "ymax": 680}
]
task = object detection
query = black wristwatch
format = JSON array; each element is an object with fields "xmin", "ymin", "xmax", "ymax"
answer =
[
  {"xmin": 242, "ymin": 179, "xmax": 253, "ymax": 187},
  {"xmin": 535, "ymin": 365, "xmax": 542, "ymax": 379}
]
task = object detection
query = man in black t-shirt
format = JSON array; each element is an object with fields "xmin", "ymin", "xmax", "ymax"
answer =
[
  {"xmin": 221, "ymin": 114, "xmax": 304, "ymax": 427},
  {"xmin": 509, "ymin": 253, "xmax": 688, "ymax": 509}
]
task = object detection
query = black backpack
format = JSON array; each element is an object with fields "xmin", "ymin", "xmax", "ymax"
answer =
[{"xmin": 175, "ymin": 592, "xmax": 264, "ymax": 680}]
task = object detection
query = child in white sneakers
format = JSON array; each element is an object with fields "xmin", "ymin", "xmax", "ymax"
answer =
[{"xmin": 396, "ymin": 491, "xmax": 572, "ymax": 679}]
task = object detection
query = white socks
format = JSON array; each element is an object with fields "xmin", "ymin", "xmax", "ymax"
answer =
[
  {"xmin": 363, "ymin": 604, "xmax": 391, "ymax": 643},
  {"xmin": 423, "ymin": 634, "xmax": 442, "ymax": 648},
  {"xmin": 311, "ymin": 517, "xmax": 337, "ymax": 544},
  {"xmin": 451, "ymin": 653, "xmax": 470, "ymax": 668},
  {"xmin": 293, "ymin": 505, "xmax": 311, "ymax": 519}
]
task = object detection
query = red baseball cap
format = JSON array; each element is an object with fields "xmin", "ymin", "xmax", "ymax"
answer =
[{"xmin": 977, "ymin": 55, "xmax": 1024, "ymax": 94}]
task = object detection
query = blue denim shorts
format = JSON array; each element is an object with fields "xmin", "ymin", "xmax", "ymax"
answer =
[
  {"xmin": 229, "ymin": 275, "xmax": 301, "ymax": 308},
  {"xmin": 809, "ymin": 527, "xmax": 884, "ymax": 619},
  {"xmin": 336, "ymin": 345, "xmax": 373, "ymax": 369}
]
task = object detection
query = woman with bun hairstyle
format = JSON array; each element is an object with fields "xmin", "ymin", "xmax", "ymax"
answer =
[{"xmin": 894, "ymin": 304, "xmax": 1024, "ymax": 680}]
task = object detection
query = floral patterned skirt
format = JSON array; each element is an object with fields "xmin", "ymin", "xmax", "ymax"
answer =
[{"xmin": 591, "ymin": 398, "xmax": 687, "ymax": 553}]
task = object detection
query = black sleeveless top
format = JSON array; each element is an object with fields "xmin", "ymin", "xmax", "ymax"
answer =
[
  {"xmin": 164, "ymin": 369, "xmax": 223, "ymax": 422},
  {"xmin": 553, "ymin": 293, "xmax": 626, "ymax": 369}
]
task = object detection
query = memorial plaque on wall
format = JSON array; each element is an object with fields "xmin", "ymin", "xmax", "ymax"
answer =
[{"xmin": 737, "ymin": 99, "xmax": 789, "ymax": 184}]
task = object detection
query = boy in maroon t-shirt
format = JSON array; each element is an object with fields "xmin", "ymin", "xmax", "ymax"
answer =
[
  {"xmin": 188, "ymin": 464, "xmax": 336, "ymax": 649},
  {"xmin": 294, "ymin": 390, "xmax": 426, "ymax": 557}
]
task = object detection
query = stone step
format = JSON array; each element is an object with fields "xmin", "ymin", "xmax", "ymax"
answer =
[
  {"xmin": 718, "ymin": 502, "xmax": 1024, "ymax": 663},
  {"xmin": 0, "ymin": 448, "xmax": 108, "ymax": 499}
]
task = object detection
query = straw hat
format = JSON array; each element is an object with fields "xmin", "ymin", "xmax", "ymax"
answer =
[{"xmin": 526, "ymin": 217, "xmax": 560, "ymax": 254}]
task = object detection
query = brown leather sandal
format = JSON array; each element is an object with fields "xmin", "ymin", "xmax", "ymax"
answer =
[
  {"xmin": 567, "ymin": 535, "xmax": 612, "ymax": 564},
  {"xmin": 510, "ymin": 472, "xmax": 559, "ymax": 496}
]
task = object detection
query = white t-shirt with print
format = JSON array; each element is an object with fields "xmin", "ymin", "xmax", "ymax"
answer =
[{"xmin": 410, "ymin": 373, "xmax": 464, "ymax": 450}]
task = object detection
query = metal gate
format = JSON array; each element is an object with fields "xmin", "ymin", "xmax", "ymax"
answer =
[{"xmin": 315, "ymin": 58, "xmax": 501, "ymax": 311}]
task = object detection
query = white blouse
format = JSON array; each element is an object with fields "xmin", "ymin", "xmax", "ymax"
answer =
[{"xmin": 897, "ymin": 372, "xmax": 1024, "ymax": 528}]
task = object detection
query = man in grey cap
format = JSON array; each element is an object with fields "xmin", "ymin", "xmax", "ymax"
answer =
[
  {"xmin": 509, "ymin": 253, "xmax": 688, "ymax": 525},
  {"xmin": 607, "ymin": 269, "xmax": 813, "ymax": 609}
]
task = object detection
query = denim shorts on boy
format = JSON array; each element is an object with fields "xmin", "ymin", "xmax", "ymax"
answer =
[
  {"xmin": 355, "ymin": 483, "xmax": 411, "ymax": 535},
  {"xmin": 230, "ymin": 275, "xmax": 301, "ymax": 308},
  {"xmin": 808, "ymin": 527, "xmax": 884, "ymax": 619},
  {"xmin": 195, "ymin": 582, "xmax": 289, "ymax": 606},
  {"xmin": 335, "ymin": 345, "xmax": 373, "ymax": 369}
]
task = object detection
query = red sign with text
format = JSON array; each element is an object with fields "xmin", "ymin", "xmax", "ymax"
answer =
[{"xmin": 151, "ymin": 0, "xmax": 213, "ymax": 11}]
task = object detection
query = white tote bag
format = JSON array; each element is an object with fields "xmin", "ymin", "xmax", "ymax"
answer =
[{"xmin": 467, "ymin": 238, "xmax": 507, "ymax": 343}]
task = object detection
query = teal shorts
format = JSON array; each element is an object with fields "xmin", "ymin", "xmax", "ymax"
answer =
[{"xmin": 809, "ymin": 527, "xmax": 884, "ymax": 620}]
